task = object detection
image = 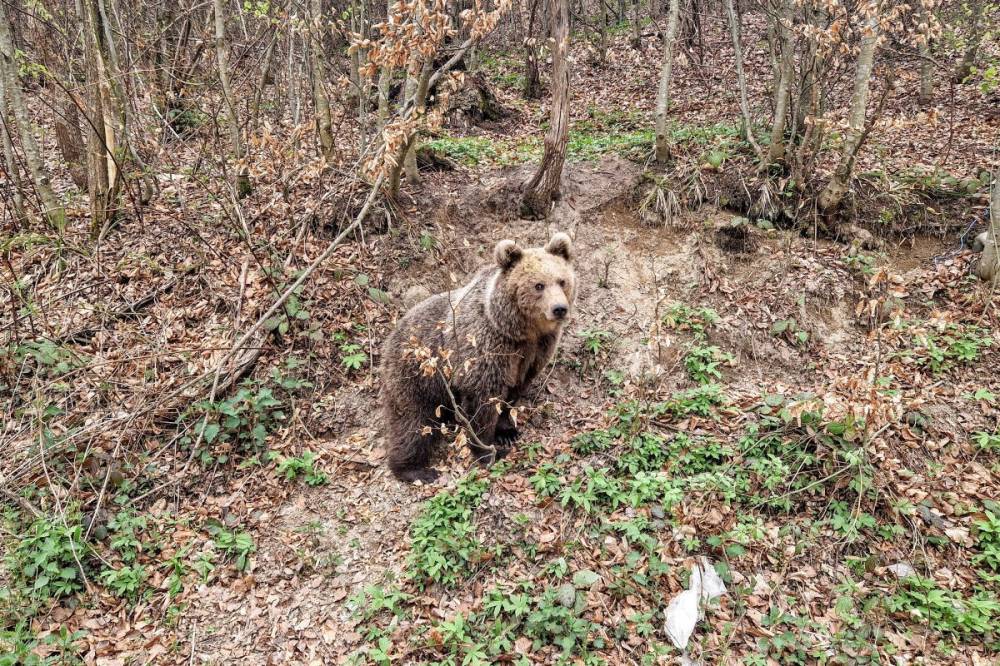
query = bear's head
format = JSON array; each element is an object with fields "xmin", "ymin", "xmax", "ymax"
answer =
[{"xmin": 490, "ymin": 232, "xmax": 576, "ymax": 338}]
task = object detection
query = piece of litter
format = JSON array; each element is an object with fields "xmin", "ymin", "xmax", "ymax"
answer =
[
  {"xmin": 698, "ymin": 557, "xmax": 727, "ymax": 602},
  {"xmin": 663, "ymin": 588, "xmax": 699, "ymax": 649},
  {"xmin": 887, "ymin": 562, "xmax": 916, "ymax": 579}
]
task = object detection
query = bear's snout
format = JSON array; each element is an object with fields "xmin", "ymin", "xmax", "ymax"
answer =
[{"xmin": 552, "ymin": 305, "xmax": 568, "ymax": 320}]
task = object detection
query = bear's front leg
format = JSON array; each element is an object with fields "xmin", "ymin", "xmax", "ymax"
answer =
[
  {"xmin": 461, "ymin": 393, "xmax": 508, "ymax": 466},
  {"xmin": 495, "ymin": 408, "xmax": 519, "ymax": 447}
]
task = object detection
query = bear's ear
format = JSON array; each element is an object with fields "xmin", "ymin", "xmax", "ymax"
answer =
[
  {"xmin": 494, "ymin": 239, "xmax": 523, "ymax": 270},
  {"xmin": 545, "ymin": 232, "xmax": 573, "ymax": 262}
]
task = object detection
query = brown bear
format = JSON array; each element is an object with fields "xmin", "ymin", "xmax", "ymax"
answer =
[{"xmin": 380, "ymin": 233, "xmax": 576, "ymax": 482}]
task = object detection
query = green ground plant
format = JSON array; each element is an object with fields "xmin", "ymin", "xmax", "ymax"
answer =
[
  {"xmin": 898, "ymin": 322, "xmax": 992, "ymax": 374},
  {"xmin": 274, "ymin": 451, "xmax": 329, "ymax": 485},
  {"xmin": 407, "ymin": 474, "xmax": 491, "ymax": 589},
  {"xmin": 2, "ymin": 510, "xmax": 86, "ymax": 612}
]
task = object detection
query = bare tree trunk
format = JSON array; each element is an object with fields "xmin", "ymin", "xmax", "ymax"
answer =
[
  {"xmin": 214, "ymin": 0, "xmax": 250, "ymax": 197},
  {"xmin": 376, "ymin": 0, "xmax": 394, "ymax": 135},
  {"xmin": 350, "ymin": 1, "xmax": 371, "ymax": 147},
  {"xmin": 723, "ymin": 0, "xmax": 761, "ymax": 158},
  {"xmin": 309, "ymin": 0, "xmax": 334, "ymax": 158},
  {"xmin": 54, "ymin": 100, "xmax": 88, "ymax": 189},
  {"xmin": 595, "ymin": 0, "xmax": 609, "ymax": 64},
  {"xmin": 400, "ymin": 64, "xmax": 428, "ymax": 187},
  {"xmin": 630, "ymin": 0, "xmax": 641, "ymax": 48},
  {"xmin": 0, "ymin": 3, "xmax": 65, "ymax": 228},
  {"xmin": 918, "ymin": 7, "xmax": 934, "ymax": 105},
  {"xmin": 0, "ymin": 89, "xmax": 27, "ymax": 225},
  {"xmin": 523, "ymin": 0, "xmax": 543, "ymax": 99},
  {"xmin": 251, "ymin": 32, "xmax": 277, "ymax": 133},
  {"xmin": 763, "ymin": 0, "xmax": 793, "ymax": 168},
  {"xmin": 953, "ymin": 1, "xmax": 984, "ymax": 83},
  {"xmin": 977, "ymin": 170, "xmax": 999, "ymax": 285},
  {"xmin": 376, "ymin": 64, "xmax": 392, "ymax": 134},
  {"xmin": 387, "ymin": 63, "xmax": 432, "ymax": 199},
  {"xmin": 817, "ymin": 17, "xmax": 879, "ymax": 212},
  {"xmin": 653, "ymin": 0, "xmax": 681, "ymax": 164},
  {"xmin": 521, "ymin": 0, "xmax": 570, "ymax": 219}
]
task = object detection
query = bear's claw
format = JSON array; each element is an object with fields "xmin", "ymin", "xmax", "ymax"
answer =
[
  {"xmin": 495, "ymin": 427, "xmax": 520, "ymax": 447},
  {"xmin": 473, "ymin": 446, "xmax": 511, "ymax": 467},
  {"xmin": 393, "ymin": 467, "xmax": 441, "ymax": 484}
]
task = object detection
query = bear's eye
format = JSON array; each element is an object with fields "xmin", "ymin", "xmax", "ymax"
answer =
[
  {"xmin": 534, "ymin": 282, "xmax": 545, "ymax": 292},
  {"xmin": 558, "ymin": 279, "xmax": 566, "ymax": 288}
]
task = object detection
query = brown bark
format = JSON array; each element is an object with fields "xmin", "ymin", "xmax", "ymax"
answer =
[
  {"xmin": 918, "ymin": 8, "xmax": 933, "ymax": 105},
  {"xmin": 251, "ymin": 32, "xmax": 277, "ymax": 133},
  {"xmin": 387, "ymin": 63, "xmax": 432, "ymax": 199},
  {"xmin": 523, "ymin": 0, "xmax": 543, "ymax": 99},
  {"xmin": 55, "ymin": 100, "xmax": 88, "ymax": 189},
  {"xmin": 521, "ymin": 0, "xmax": 570, "ymax": 219}
]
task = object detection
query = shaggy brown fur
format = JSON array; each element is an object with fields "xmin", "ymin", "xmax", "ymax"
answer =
[{"xmin": 380, "ymin": 233, "xmax": 576, "ymax": 482}]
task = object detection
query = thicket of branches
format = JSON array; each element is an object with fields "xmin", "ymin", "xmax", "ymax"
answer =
[{"xmin": 1, "ymin": 1, "xmax": 995, "ymax": 228}]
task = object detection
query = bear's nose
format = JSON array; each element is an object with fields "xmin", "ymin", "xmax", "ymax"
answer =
[{"xmin": 552, "ymin": 305, "xmax": 568, "ymax": 319}]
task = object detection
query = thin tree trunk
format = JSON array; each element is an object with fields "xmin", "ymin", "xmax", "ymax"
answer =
[
  {"xmin": 287, "ymin": 30, "xmax": 300, "ymax": 127},
  {"xmin": 918, "ymin": 7, "xmax": 933, "ymax": 105},
  {"xmin": 375, "ymin": 0, "xmax": 393, "ymax": 135},
  {"xmin": 54, "ymin": 100, "xmax": 88, "ymax": 189},
  {"xmin": 723, "ymin": 0, "xmax": 761, "ymax": 158},
  {"xmin": 401, "ymin": 72, "xmax": 423, "ymax": 186},
  {"xmin": 376, "ymin": 64, "xmax": 392, "ymax": 135},
  {"xmin": 653, "ymin": 0, "xmax": 681, "ymax": 164},
  {"xmin": 953, "ymin": 1, "xmax": 984, "ymax": 83},
  {"xmin": 214, "ymin": 0, "xmax": 250, "ymax": 197},
  {"xmin": 523, "ymin": 0, "xmax": 543, "ymax": 99},
  {"xmin": 521, "ymin": 0, "xmax": 570, "ymax": 218},
  {"xmin": 0, "ymin": 3, "xmax": 65, "ymax": 228},
  {"xmin": 599, "ymin": 0, "xmax": 608, "ymax": 64},
  {"xmin": 251, "ymin": 32, "xmax": 277, "ymax": 133},
  {"xmin": 387, "ymin": 63, "xmax": 432, "ymax": 199},
  {"xmin": 0, "ymin": 88, "xmax": 27, "ymax": 225},
  {"xmin": 763, "ymin": 0, "xmax": 793, "ymax": 168},
  {"xmin": 82, "ymin": 0, "xmax": 129, "ymax": 233},
  {"xmin": 630, "ymin": 0, "xmax": 641, "ymax": 48},
  {"xmin": 976, "ymin": 170, "xmax": 999, "ymax": 285},
  {"xmin": 817, "ymin": 17, "xmax": 879, "ymax": 212},
  {"xmin": 309, "ymin": 0, "xmax": 334, "ymax": 158}
]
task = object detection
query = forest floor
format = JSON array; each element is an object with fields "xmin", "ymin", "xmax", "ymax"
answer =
[{"xmin": 4, "ymin": 10, "xmax": 1000, "ymax": 666}]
